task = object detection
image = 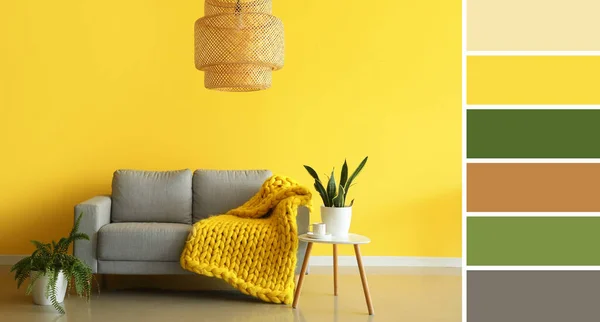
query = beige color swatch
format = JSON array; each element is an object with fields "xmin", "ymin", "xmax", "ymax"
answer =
[{"xmin": 467, "ymin": 0, "xmax": 600, "ymax": 51}]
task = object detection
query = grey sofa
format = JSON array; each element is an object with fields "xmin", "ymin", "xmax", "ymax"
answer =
[{"xmin": 74, "ymin": 169, "xmax": 309, "ymax": 276}]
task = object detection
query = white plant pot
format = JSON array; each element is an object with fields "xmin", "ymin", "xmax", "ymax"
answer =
[
  {"xmin": 320, "ymin": 206, "xmax": 352, "ymax": 237},
  {"xmin": 31, "ymin": 271, "xmax": 68, "ymax": 306}
]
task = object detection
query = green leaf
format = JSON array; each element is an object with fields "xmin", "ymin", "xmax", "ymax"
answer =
[
  {"xmin": 326, "ymin": 169, "xmax": 336, "ymax": 205},
  {"xmin": 16, "ymin": 271, "xmax": 29, "ymax": 290},
  {"xmin": 26, "ymin": 271, "xmax": 43, "ymax": 295},
  {"xmin": 303, "ymin": 165, "xmax": 321, "ymax": 182},
  {"xmin": 47, "ymin": 269, "xmax": 65, "ymax": 314},
  {"xmin": 69, "ymin": 232, "xmax": 89, "ymax": 241},
  {"xmin": 344, "ymin": 156, "xmax": 368, "ymax": 196},
  {"xmin": 71, "ymin": 212, "xmax": 84, "ymax": 238},
  {"xmin": 11, "ymin": 256, "xmax": 32, "ymax": 270},
  {"xmin": 30, "ymin": 240, "xmax": 50, "ymax": 252},
  {"xmin": 55, "ymin": 213, "xmax": 90, "ymax": 254},
  {"xmin": 333, "ymin": 185, "xmax": 346, "ymax": 207},
  {"xmin": 313, "ymin": 182, "xmax": 330, "ymax": 207},
  {"xmin": 339, "ymin": 159, "xmax": 349, "ymax": 189},
  {"xmin": 349, "ymin": 199, "xmax": 355, "ymax": 207},
  {"xmin": 56, "ymin": 237, "xmax": 68, "ymax": 253}
]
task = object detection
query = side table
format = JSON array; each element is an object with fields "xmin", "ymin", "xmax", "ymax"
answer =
[{"xmin": 293, "ymin": 233, "xmax": 374, "ymax": 315}]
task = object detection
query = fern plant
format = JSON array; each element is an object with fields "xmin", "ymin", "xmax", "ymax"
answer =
[
  {"xmin": 10, "ymin": 212, "xmax": 93, "ymax": 314},
  {"xmin": 304, "ymin": 156, "xmax": 368, "ymax": 207}
]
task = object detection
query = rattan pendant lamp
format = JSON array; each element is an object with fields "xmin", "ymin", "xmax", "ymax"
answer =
[{"xmin": 194, "ymin": 0, "xmax": 284, "ymax": 92}]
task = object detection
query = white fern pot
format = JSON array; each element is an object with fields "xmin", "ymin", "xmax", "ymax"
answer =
[
  {"xmin": 320, "ymin": 206, "xmax": 352, "ymax": 237},
  {"xmin": 31, "ymin": 271, "xmax": 68, "ymax": 306}
]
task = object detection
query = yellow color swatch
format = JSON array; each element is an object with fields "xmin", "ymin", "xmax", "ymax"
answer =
[
  {"xmin": 467, "ymin": 0, "xmax": 600, "ymax": 51},
  {"xmin": 467, "ymin": 56, "xmax": 600, "ymax": 104}
]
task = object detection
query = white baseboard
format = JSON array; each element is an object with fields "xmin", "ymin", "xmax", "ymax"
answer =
[
  {"xmin": 0, "ymin": 255, "xmax": 28, "ymax": 266},
  {"xmin": 309, "ymin": 256, "xmax": 461, "ymax": 268},
  {"xmin": 0, "ymin": 255, "xmax": 462, "ymax": 268}
]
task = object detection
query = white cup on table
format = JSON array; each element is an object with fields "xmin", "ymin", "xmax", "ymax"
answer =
[{"xmin": 310, "ymin": 223, "xmax": 327, "ymax": 236}]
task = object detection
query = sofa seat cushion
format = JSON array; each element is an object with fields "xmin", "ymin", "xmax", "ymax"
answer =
[
  {"xmin": 192, "ymin": 169, "xmax": 272, "ymax": 223},
  {"xmin": 98, "ymin": 223, "xmax": 191, "ymax": 262},
  {"xmin": 111, "ymin": 169, "xmax": 193, "ymax": 224}
]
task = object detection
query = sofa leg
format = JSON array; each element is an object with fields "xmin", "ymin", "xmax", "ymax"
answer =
[{"xmin": 93, "ymin": 274, "xmax": 106, "ymax": 292}]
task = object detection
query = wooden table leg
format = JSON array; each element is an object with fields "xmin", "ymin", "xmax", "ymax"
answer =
[
  {"xmin": 333, "ymin": 244, "xmax": 338, "ymax": 296},
  {"xmin": 354, "ymin": 244, "xmax": 374, "ymax": 315},
  {"xmin": 293, "ymin": 242, "xmax": 313, "ymax": 308}
]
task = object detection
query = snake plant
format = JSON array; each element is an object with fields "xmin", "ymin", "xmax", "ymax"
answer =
[{"xmin": 304, "ymin": 156, "xmax": 368, "ymax": 207}]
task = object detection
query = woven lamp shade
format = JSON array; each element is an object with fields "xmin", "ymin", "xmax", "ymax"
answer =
[{"xmin": 194, "ymin": 0, "xmax": 284, "ymax": 92}]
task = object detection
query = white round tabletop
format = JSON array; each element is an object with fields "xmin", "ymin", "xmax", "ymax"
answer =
[{"xmin": 298, "ymin": 233, "xmax": 370, "ymax": 244}]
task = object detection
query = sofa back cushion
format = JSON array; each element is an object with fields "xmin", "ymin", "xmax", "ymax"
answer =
[
  {"xmin": 111, "ymin": 169, "xmax": 193, "ymax": 224},
  {"xmin": 192, "ymin": 169, "xmax": 272, "ymax": 223}
]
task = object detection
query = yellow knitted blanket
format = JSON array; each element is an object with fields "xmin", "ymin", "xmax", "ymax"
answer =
[{"xmin": 180, "ymin": 175, "xmax": 312, "ymax": 304}]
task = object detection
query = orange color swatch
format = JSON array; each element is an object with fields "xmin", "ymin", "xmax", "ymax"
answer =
[{"xmin": 467, "ymin": 163, "xmax": 600, "ymax": 212}]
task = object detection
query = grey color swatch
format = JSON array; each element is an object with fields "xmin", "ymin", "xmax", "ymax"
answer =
[{"xmin": 468, "ymin": 271, "xmax": 600, "ymax": 322}]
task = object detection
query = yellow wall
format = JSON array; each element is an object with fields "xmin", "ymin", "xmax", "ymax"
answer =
[{"xmin": 0, "ymin": 1, "xmax": 461, "ymax": 257}]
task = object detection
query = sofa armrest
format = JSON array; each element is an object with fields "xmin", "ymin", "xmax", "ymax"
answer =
[
  {"xmin": 296, "ymin": 205, "xmax": 310, "ymax": 235},
  {"xmin": 74, "ymin": 196, "xmax": 111, "ymax": 273},
  {"xmin": 295, "ymin": 205, "xmax": 310, "ymax": 275}
]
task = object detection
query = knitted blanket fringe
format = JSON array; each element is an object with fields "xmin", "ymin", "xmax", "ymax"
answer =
[{"xmin": 180, "ymin": 175, "xmax": 312, "ymax": 304}]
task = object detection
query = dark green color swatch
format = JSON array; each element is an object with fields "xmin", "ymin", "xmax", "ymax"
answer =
[
  {"xmin": 467, "ymin": 109, "xmax": 600, "ymax": 158},
  {"xmin": 467, "ymin": 217, "xmax": 600, "ymax": 265}
]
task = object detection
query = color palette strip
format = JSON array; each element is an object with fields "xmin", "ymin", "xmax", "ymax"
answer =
[
  {"xmin": 467, "ymin": 0, "xmax": 600, "ymax": 51},
  {"xmin": 467, "ymin": 217, "xmax": 600, "ymax": 265},
  {"xmin": 468, "ymin": 271, "xmax": 600, "ymax": 322},
  {"xmin": 467, "ymin": 163, "xmax": 600, "ymax": 212},
  {"xmin": 465, "ymin": 0, "xmax": 600, "ymax": 320},
  {"xmin": 467, "ymin": 56, "xmax": 600, "ymax": 104},
  {"xmin": 467, "ymin": 109, "xmax": 600, "ymax": 158}
]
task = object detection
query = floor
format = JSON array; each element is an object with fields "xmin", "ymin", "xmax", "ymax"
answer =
[{"xmin": 0, "ymin": 266, "xmax": 461, "ymax": 322}]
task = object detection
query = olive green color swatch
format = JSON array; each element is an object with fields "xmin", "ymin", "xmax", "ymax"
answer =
[
  {"xmin": 467, "ymin": 217, "xmax": 600, "ymax": 265},
  {"xmin": 467, "ymin": 109, "xmax": 600, "ymax": 158}
]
